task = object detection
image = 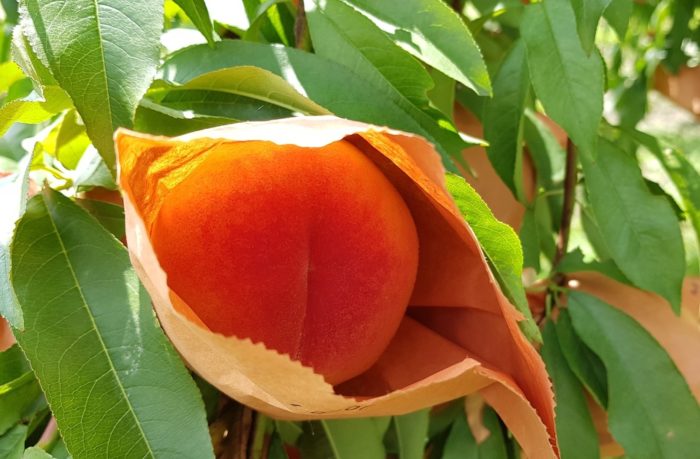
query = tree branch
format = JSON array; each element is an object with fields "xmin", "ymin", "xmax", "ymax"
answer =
[{"xmin": 553, "ymin": 138, "xmax": 577, "ymax": 283}]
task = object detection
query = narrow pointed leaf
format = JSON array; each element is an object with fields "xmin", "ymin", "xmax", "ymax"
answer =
[
  {"xmin": 568, "ymin": 291, "xmax": 700, "ymax": 458},
  {"xmin": 521, "ymin": 0, "xmax": 603, "ymax": 154},
  {"xmin": 321, "ymin": 419, "xmax": 385, "ymax": 459},
  {"xmin": 394, "ymin": 409, "xmax": 429, "ymax": 459},
  {"xmin": 161, "ymin": 66, "xmax": 330, "ymax": 115},
  {"xmin": 19, "ymin": 0, "xmax": 163, "ymax": 170},
  {"xmin": 10, "ymin": 189, "xmax": 213, "ymax": 458},
  {"xmin": 446, "ymin": 173, "xmax": 541, "ymax": 342},
  {"xmin": 570, "ymin": 0, "xmax": 612, "ymax": 54},
  {"xmin": 0, "ymin": 86, "xmax": 71, "ymax": 137},
  {"xmin": 0, "ymin": 424, "xmax": 27, "ymax": 459},
  {"xmin": 483, "ymin": 40, "xmax": 529, "ymax": 196},
  {"xmin": 603, "ymin": 0, "xmax": 633, "ymax": 40},
  {"xmin": 173, "ymin": 0, "xmax": 215, "ymax": 45},
  {"xmin": 541, "ymin": 321, "xmax": 599, "ymax": 459},
  {"xmin": 338, "ymin": 0, "xmax": 491, "ymax": 96},
  {"xmin": 580, "ymin": 138, "xmax": 685, "ymax": 311},
  {"xmin": 554, "ymin": 309, "xmax": 608, "ymax": 407},
  {"xmin": 306, "ymin": 0, "xmax": 433, "ymax": 108},
  {"xmin": 161, "ymin": 40, "xmax": 470, "ymax": 170}
]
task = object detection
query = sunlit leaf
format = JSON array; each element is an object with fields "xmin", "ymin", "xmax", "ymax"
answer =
[
  {"xmin": 20, "ymin": 0, "xmax": 163, "ymax": 170},
  {"xmin": 11, "ymin": 189, "xmax": 213, "ymax": 458}
]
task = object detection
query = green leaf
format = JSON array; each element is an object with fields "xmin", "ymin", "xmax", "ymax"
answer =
[
  {"xmin": 22, "ymin": 447, "xmax": 54, "ymax": 459},
  {"xmin": 625, "ymin": 129, "xmax": 700, "ymax": 263},
  {"xmin": 304, "ymin": 0, "xmax": 469, "ymax": 167},
  {"xmin": 521, "ymin": 0, "xmax": 604, "ymax": 155},
  {"xmin": 75, "ymin": 199, "xmax": 125, "ymax": 240},
  {"xmin": 10, "ymin": 25, "xmax": 57, "ymax": 96},
  {"xmin": 445, "ymin": 173, "xmax": 541, "ymax": 343},
  {"xmin": 441, "ymin": 412, "xmax": 478, "ymax": 459},
  {"xmin": 10, "ymin": 189, "xmax": 213, "ymax": 458},
  {"xmin": 306, "ymin": 0, "xmax": 433, "ymax": 108},
  {"xmin": 483, "ymin": 39, "xmax": 529, "ymax": 196},
  {"xmin": 0, "ymin": 86, "xmax": 71, "ymax": 137},
  {"xmin": 580, "ymin": 138, "xmax": 685, "ymax": 311},
  {"xmin": 602, "ymin": 0, "xmax": 633, "ymax": 40},
  {"xmin": 161, "ymin": 40, "xmax": 470, "ymax": 170},
  {"xmin": 0, "ymin": 153, "xmax": 34, "ymax": 329},
  {"xmin": 394, "ymin": 410, "xmax": 429, "ymax": 459},
  {"xmin": 555, "ymin": 309, "xmax": 608, "ymax": 407},
  {"xmin": 144, "ymin": 88, "xmax": 293, "ymax": 123},
  {"xmin": 158, "ymin": 66, "xmax": 330, "ymax": 115},
  {"xmin": 0, "ymin": 424, "xmax": 27, "ymax": 459},
  {"xmin": 0, "ymin": 371, "xmax": 43, "ymax": 437},
  {"xmin": 321, "ymin": 419, "xmax": 385, "ymax": 459},
  {"xmin": 275, "ymin": 420, "xmax": 303, "ymax": 445},
  {"xmin": 568, "ymin": 291, "xmax": 700, "ymax": 458},
  {"xmin": 426, "ymin": 68, "xmax": 455, "ymax": 120},
  {"xmin": 71, "ymin": 147, "xmax": 117, "ymax": 190},
  {"xmin": 520, "ymin": 195, "xmax": 556, "ymax": 271},
  {"xmin": 338, "ymin": 0, "xmax": 491, "ymax": 96},
  {"xmin": 570, "ymin": 0, "xmax": 612, "ymax": 54},
  {"xmin": 556, "ymin": 248, "xmax": 629, "ymax": 288},
  {"xmin": 134, "ymin": 99, "xmax": 234, "ymax": 137},
  {"xmin": 20, "ymin": 0, "xmax": 164, "ymax": 171},
  {"xmin": 478, "ymin": 406, "xmax": 508, "ymax": 459},
  {"xmin": 541, "ymin": 321, "xmax": 599, "ymax": 459},
  {"xmin": 0, "ymin": 345, "xmax": 31, "ymax": 384},
  {"xmin": 173, "ymin": 0, "xmax": 215, "ymax": 45}
]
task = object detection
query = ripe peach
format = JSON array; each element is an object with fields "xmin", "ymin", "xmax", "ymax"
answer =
[{"xmin": 150, "ymin": 140, "xmax": 419, "ymax": 384}]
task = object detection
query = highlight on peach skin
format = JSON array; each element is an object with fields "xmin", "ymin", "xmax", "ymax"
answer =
[
  {"xmin": 115, "ymin": 117, "xmax": 558, "ymax": 458},
  {"xmin": 151, "ymin": 140, "xmax": 419, "ymax": 384}
]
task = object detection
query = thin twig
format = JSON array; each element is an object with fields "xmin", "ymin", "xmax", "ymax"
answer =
[
  {"xmin": 550, "ymin": 138, "xmax": 578, "ymax": 298},
  {"xmin": 554, "ymin": 138, "xmax": 578, "ymax": 267},
  {"xmin": 295, "ymin": 0, "xmax": 309, "ymax": 50}
]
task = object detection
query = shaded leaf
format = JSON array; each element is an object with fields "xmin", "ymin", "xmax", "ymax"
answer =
[
  {"xmin": 0, "ymin": 154, "xmax": 33, "ymax": 329},
  {"xmin": 0, "ymin": 424, "xmax": 27, "ymax": 459},
  {"xmin": 556, "ymin": 248, "xmax": 629, "ymax": 288},
  {"xmin": 580, "ymin": 138, "xmax": 685, "ymax": 311},
  {"xmin": 625, "ymin": 129, "xmax": 700, "ymax": 262},
  {"xmin": 394, "ymin": 409, "xmax": 429, "ymax": 459},
  {"xmin": 570, "ymin": 0, "xmax": 612, "ymax": 54},
  {"xmin": 321, "ymin": 419, "xmax": 385, "ymax": 459},
  {"xmin": 161, "ymin": 40, "xmax": 470, "ymax": 170},
  {"xmin": 22, "ymin": 447, "xmax": 54, "ymax": 459},
  {"xmin": 156, "ymin": 66, "xmax": 330, "ymax": 115},
  {"xmin": 446, "ymin": 173, "xmax": 541, "ymax": 342},
  {"xmin": 338, "ymin": 0, "xmax": 491, "ymax": 96},
  {"xmin": 568, "ymin": 291, "xmax": 700, "ymax": 458},
  {"xmin": 441, "ymin": 412, "xmax": 478, "ymax": 459},
  {"xmin": 173, "ymin": 0, "xmax": 215, "ymax": 45},
  {"xmin": 75, "ymin": 199, "xmax": 125, "ymax": 240},
  {"xmin": 541, "ymin": 321, "xmax": 599, "ymax": 459},
  {"xmin": 20, "ymin": 0, "xmax": 163, "ymax": 170},
  {"xmin": 521, "ymin": 0, "xmax": 604, "ymax": 154},
  {"xmin": 306, "ymin": 0, "xmax": 433, "ymax": 108},
  {"xmin": 483, "ymin": 40, "xmax": 529, "ymax": 196},
  {"xmin": 0, "ymin": 371, "xmax": 42, "ymax": 436},
  {"xmin": 602, "ymin": 0, "xmax": 633, "ymax": 40},
  {"xmin": 11, "ymin": 189, "xmax": 213, "ymax": 458}
]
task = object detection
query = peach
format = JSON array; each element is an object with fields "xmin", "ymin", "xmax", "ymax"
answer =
[{"xmin": 150, "ymin": 140, "xmax": 419, "ymax": 384}]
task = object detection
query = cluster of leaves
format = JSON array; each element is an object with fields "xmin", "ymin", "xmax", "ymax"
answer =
[{"xmin": 0, "ymin": 0, "xmax": 699, "ymax": 458}]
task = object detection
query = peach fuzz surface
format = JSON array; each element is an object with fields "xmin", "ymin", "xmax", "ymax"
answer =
[{"xmin": 150, "ymin": 140, "xmax": 419, "ymax": 384}]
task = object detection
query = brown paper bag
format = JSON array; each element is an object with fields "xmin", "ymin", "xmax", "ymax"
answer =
[{"xmin": 116, "ymin": 116, "xmax": 558, "ymax": 458}]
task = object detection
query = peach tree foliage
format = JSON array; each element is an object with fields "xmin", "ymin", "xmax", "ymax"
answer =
[{"xmin": 0, "ymin": 0, "xmax": 699, "ymax": 458}]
